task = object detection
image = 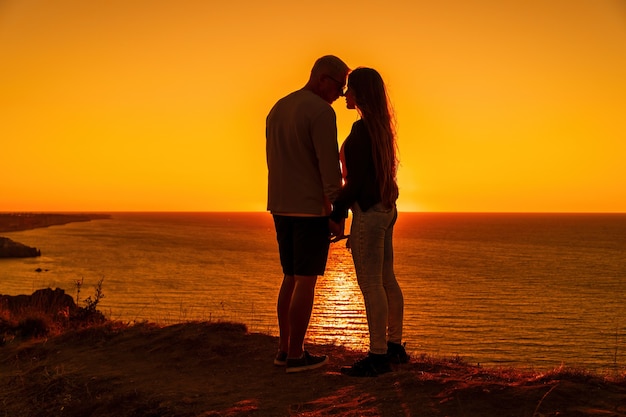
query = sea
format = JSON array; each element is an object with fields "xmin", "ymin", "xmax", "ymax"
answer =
[{"xmin": 2, "ymin": 212, "xmax": 625, "ymax": 372}]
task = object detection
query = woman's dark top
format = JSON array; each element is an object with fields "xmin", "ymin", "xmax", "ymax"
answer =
[{"xmin": 330, "ymin": 119, "xmax": 382, "ymax": 222}]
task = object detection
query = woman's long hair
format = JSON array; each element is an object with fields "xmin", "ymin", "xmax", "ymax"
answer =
[{"xmin": 348, "ymin": 67, "xmax": 399, "ymax": 207}]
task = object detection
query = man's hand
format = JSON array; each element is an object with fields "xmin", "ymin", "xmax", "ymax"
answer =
[{"xmin": 329, "ymin": 218, "xmax": 345, "ymax": 242}]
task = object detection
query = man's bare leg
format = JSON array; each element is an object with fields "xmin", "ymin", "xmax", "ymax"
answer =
[
  {"xmin": 277, "ymin": 274, "xmax": 295, "ymax": 353},
  {"xmin": 287, "ymin": 275, "xmax": 318, "ymax": 358}
]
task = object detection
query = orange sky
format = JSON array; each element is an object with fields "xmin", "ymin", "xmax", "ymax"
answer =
[{"xmin": 1, "ymin": 1, "xmax": 625, "ymax": 212}]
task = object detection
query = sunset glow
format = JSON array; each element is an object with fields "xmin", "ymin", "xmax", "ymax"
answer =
[{"xmin": 2, "ymin": 1, "xmax": 625, "ymax": 212}]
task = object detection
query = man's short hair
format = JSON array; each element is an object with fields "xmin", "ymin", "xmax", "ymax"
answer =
[{"xmin": 311, "ymin": 55, "xmax": 350, "ymax": 80}]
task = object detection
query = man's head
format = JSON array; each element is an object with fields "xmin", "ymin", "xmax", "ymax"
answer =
[{"xmin": 306, "ymin": 55, "xmax": 350, "ymax": 104}]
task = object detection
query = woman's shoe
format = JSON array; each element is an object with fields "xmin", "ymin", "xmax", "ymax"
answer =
[
  {"xmin": 341, "ymin": 353, "xmax": 392, "ymax": 377},
  {"xmin": 387, "ymin": 341, "xmax": 410, "ymax": 364}
]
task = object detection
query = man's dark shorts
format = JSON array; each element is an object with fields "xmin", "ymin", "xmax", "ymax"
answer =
[{"xmin": 273, "ymin": 215, "xmax": 330, "ymax": 276}]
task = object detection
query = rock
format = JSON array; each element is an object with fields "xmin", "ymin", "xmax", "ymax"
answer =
[
  {"xmin": 0, "ymin": 288, "xmax": 77, "ymax": 317},
  {"xmin": 0, "ymin": 237, "xmax": 41, "ymax": 258}
]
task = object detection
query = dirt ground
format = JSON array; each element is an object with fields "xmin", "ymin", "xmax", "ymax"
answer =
[{"xmin": 2, "ymin": 321, "xmax": 626, "ymax": 417}]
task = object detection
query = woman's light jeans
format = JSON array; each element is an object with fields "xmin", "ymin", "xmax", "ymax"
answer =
[{"xmin": 350, "ymin": 202, "xmax": 404, "ymax": 355}]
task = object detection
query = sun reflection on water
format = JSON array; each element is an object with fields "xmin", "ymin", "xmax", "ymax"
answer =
[{"xmin": 307, "ymin": 242, "xmax": 369, "ymax": 351}]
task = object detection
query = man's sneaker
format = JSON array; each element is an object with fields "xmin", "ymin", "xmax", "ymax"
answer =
[
  {"xmin": 274, "ymin": 350, "xmax": 288, "ymax": 366},
  {"xmin": 286, "ymin": 351, "xmax": 328, "ymax": 373},
  {"xmin": 387, "ymin": 341, "xmax": 410, "ymax": 364},
  {"xmin": 341, "ymin": 353, "xmax": 392, "ymax": 377}
]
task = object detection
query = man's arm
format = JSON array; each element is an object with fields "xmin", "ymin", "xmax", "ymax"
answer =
[{"xmin": 311, "ymin": 109, "xmax": 342, "ymax": 206}]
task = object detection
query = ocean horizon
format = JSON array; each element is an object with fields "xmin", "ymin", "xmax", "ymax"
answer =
[{"xmin": 2, "ymin": 211, "xmax": 625, "ymax": 372}]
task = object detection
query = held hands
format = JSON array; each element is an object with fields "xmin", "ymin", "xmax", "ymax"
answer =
[{"xmin": 329, "ymin": 218, "xmax": 346, "ymax": 243}]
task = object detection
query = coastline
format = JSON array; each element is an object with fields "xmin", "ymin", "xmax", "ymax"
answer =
[
  {"xmin": 0, "ymin": 212, "xmax": 111, "ymax": 233},
  {"xmin": 0, "ymin": 213, "xmax": 110, "ymax": 258}
]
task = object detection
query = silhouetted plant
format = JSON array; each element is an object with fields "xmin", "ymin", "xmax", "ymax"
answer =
[
  {"xmin": 73, "ymin": 277, "xmax": 106, "ymax": 325},
  {"xmin": 74, "ymin": 277, "xmax": 84, "ymax": 305}
]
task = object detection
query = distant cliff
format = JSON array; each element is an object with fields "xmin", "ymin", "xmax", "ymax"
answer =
[
  {"xmin": 0, "ymin": 237, "xmax": 41, "ymax": 258},
  {"xmin": 0, "ymin": 213, "xmax": 110, "ymax": 233},
  {"xmin": 0, "ymin": 213, "xmax": 110, "ymax": 258}
]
